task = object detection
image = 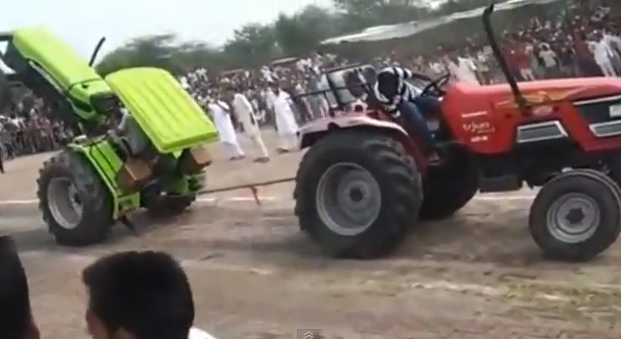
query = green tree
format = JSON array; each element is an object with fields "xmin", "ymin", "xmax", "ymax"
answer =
[
  {"xmin": 274, "ymin": 5, "xmax": 339, "ymax": 56},
  {"xmin": 223, "ymin": 24, "xmax": 278, "ymax": 67},
  {"xmin": 96, "ymin": 34, "xmax": 178, "ymax": 75},
  {"xmin": 96, "ymin": 34, "xmax": 228, "ymax": 75},
  {"xmin": 94, "ymin": 0, "xmax": 495, "ymax": 74}
]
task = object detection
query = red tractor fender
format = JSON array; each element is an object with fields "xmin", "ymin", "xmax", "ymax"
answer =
[{"xmin": 298, "ymin": 114, "xmax": 428, "ymax": 173}]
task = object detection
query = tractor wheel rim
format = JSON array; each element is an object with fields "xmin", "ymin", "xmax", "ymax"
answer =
[
  {"xmin": 47, "ymin": 177, "xmax": 83, "ymax": 230},
  {"xmin": 316, "ymin": 162, "xmax": 381, "ymax": 236},
  {"xmin": 545, "ymin": 192, "xmax": 600, "ymax": 244}
]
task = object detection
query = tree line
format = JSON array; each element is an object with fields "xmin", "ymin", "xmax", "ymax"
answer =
[{"xmin": 95, "ymin": 0, "xmax": 505, "ymax": 75}]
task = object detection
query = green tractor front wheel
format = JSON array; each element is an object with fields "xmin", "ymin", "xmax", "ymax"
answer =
[
  {"xmin": 144, "ymin": 194, "xmax": 197, "ymax": 217},
  {"xmin": 142, "ymin": 173, "xmax": 204, "ymax": 217},
  {"xmin": 36, "ymin": 150, "xmax": 115, "ymax": 246}
]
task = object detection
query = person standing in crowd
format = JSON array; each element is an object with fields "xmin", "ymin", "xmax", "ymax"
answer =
[
  {"xmin": 573, "ymin": 31, "xmax": 602, "ymax": 76},
  {"xmin": 538, "ymin": 43, "xmax": 561, "ymax": 78},
  {"xmin": 266, "ymin": 81, "xmax": 299, "ymax": 153},
  {"xmin": 208, "ymin": 95, "xmax": 245, "ymax": 160},
  {"xmin": 447, "ymin": 53, "xmax": 480, "ymax": 85},
  {"xmin": 590, "ymin": 31, "xmax": 617, "ymax": 76},
  {"xmin": 514, "ymin": 42, "xmax": 536, "ymax": 81},
  {"xmin": 603, "ymin": 27, "xmax": 621, "ymax": 73},
  {"xmin": 230, "ymin": 87, "xmax": 270, "ymax": 163}
]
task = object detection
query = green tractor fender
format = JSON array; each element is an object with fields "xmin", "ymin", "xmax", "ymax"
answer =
[{"xmin": 67, "ymin": 140, "xmax": 141, "ymax": 219}]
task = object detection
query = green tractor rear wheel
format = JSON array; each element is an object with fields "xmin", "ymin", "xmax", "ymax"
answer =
[{"xmin": 37, "ymin": 150, "xmax": 114, "ymax": 246}]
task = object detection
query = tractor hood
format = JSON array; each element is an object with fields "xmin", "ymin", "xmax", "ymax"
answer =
[
  {"xmin": 442, "ymin": 77, "xmax": 621, "ymax": 117},
  {"xmin": 105, "ymin": 67, "xmax": 219, "ymax": 153},
  {"xmin": 488, "ymin": 77, "xmax": 621, "ymax": 102},
  {"xmin": 447, "ymin": 77, "xmax": 621, "ymax": 106}
]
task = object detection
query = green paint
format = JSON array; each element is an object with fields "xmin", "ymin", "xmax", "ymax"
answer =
[
  {"xmin": 105, "ymin": 68, "xmax": 220, "ymax": 153},
  {"xmin": 10, "ymin": 26, "xmax": 113, "ymax": 121},
  {"xmin": 68, "ymin": 141, "xmax": 140, "ymax": 218}
]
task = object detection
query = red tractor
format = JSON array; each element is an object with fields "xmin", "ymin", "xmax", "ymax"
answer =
[{"xmin": 293, "ymin": 4, "xmax": 621, "ymax": 261}]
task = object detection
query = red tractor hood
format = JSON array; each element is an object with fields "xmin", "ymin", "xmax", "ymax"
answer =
[{"xmin": 445, "ymin": 77, "xmax": 621, "ymax": 108}]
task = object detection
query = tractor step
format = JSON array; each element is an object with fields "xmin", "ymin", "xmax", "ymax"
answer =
[{"xmin": 479, "ymin": 175, "xmax": 522, "ymax": 193}]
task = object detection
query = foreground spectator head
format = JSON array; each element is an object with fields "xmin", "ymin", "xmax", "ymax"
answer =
[
  {"xmin": 0, "ymin": 235, "xmax": 39, "ymax": 339},
  {"xmin": 82, "ymin": 251, "xmax": 195, "ymax": 339}
]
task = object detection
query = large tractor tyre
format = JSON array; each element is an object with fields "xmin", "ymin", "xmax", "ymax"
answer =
[
  {"xmin": 294, "ymin": 131, "xmax": 423, "ymax": 259},
  {"xmin": 36, "ymin": 150, "xmax": 114, "ymax": 246},
  {"xmin": 529, "ymin": 169, "xmax": 621, "ymax": 262},
  {"xmin": 419, "ymin": 156, "xmax": 479, "ymax": 220}
]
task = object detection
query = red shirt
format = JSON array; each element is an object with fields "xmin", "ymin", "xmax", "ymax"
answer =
[{"xmin": 511, "ymin": 47, "xmax": 531, "ymax": 69}]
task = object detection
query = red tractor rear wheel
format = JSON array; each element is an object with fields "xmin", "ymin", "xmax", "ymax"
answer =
[{"xmin": 294, "ymin": 130, "xmax": 423, "ymax": 259}]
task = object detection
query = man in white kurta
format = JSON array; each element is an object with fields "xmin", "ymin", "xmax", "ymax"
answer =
[
  {"xmin": 207, "ymin": 99, "xmax": 245, "ymax": 160},
  {"xmin": 590, "ymin": 34, "xmax": 617, "ymax": 76},
  {"xmin": 266, "ymin": 85, "xmax": 299, "ymax": 152},
  {"xmin": 448, "ymin": 55, "xmax": 480, "ymax": 85},
  {"xmin": 231, "ymin": 90, "xmax": 270, "ymax": 162}
]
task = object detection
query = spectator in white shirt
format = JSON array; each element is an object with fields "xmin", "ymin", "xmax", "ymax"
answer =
[
  {"xmin": 230, "ymin": 88, "xmax": 269, "ymax": 162},
  {"xmin": 448, "ymin": 54, "xmax": 480, "ymax": 85},
  {"xmin": 538, "ymin": 43, "xmax": 560, "ymax": 78},
  {"xmin": 589, "ymin": 32, "xmax": 617, "ymax": 76}
]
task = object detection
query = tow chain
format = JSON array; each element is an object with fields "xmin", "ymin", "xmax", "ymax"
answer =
[{"xmin": 197, "ymin": 177, "xmax": 296, "ymax": 205}]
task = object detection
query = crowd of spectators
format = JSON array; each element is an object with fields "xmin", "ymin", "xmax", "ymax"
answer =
[
  {"xmin": 2, "ymin": 2, "xmax": 620, "ymax": 161},
  {"xmin": 173, "ymin": 2, "xmax": 621, "ymax": 128}
]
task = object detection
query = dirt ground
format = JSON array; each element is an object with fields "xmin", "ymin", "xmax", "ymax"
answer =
[{"xmin": 3, "ymin": 130, "xmax": 621, "ymax": 339}]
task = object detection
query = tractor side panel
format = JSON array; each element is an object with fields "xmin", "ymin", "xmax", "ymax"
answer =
[
  {"xmin": 105, "ymin": 67, "xmax": 219, "ymax": 154},
  {"xmin": 68, "ymin": 140, "xmax": 140, "ymax": 218}
]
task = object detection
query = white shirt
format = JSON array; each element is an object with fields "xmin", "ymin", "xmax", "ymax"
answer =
[
  {"xmin": 448, "ymin": 59, "xmax": 479, "ymax": 85},
  {"xmin": 591, "ymin": 40, "xmax": 614, "ymax": 64},
  {"xmin": 538, "ymin": 49, "xmax": 557, "ymax": 67},
  {"xmin": 189, "ymin": 327, "xmax": 218, "ymax": 339},
  {"xmin": 232, "ymin": 92, "xmax": 256, "ymax": 128},
  {"xmin": 603, "ymin": 34, "xmax": 621, "ymax": 56}
]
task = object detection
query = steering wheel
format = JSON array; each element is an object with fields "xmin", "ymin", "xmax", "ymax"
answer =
[{"xmin": 420, "ymin": 73, "xmax": 451, "ymax": 97}]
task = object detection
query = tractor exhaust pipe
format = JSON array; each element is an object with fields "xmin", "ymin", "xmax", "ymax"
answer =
[
  {"xmin": 88, "ymin": 37, "xmax": 107, "ymax": 67},
  {"xmin": 482, "ymin": 2, "xmax": 529, "ymax": 116}
]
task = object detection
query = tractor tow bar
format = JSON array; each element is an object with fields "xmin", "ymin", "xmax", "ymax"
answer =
[{"xmin": 197, "ymin": 177, "xmax": 296, "ymax": 205}]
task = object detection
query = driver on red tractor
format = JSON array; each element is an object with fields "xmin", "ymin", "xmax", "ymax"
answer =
[{"xmin": 374, "ymin": 67, "xmax": 441, "ymax": 163}]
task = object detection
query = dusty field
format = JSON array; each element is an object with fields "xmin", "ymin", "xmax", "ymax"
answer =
[{"xmin": 2, "ymin": 130, "xmax": 621, "ymax": 339}]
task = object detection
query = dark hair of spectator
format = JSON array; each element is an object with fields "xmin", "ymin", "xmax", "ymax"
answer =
[
  {"xmin": 0, "ymin": 235, "xmax": 35, "ymax": 339},
  {"xmin": 82, "ymin": 251, "xmax": 195, "ymax": 339}
]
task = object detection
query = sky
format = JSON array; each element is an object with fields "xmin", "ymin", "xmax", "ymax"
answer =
[{"xmin": 0, "ymin": 0, "xmax": 333, "ymax": 59}]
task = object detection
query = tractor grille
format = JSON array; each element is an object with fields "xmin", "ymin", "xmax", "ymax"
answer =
[
  {"xmin": 516, "ymin": 121, "xmax": 567, "ymax": 144},
  {"xmin": 589, "ymin": 121, "xmax": 621, "ymax": 138},
  {"xmin": 574, "ymin": 95, "xmax": 621, "ymax": 124}
]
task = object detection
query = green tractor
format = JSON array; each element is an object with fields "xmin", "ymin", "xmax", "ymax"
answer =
[{"xmin": 0, "ymin": 26, "xmax": 219, "ymax": 246}]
